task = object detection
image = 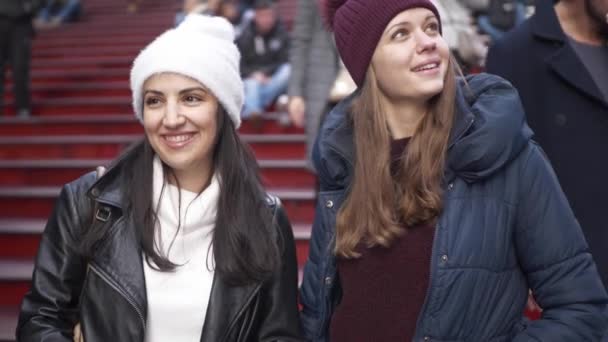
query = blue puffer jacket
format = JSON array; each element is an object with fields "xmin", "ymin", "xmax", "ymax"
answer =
[{"xmin": 299, "ymin": 73, "xmax": 608, "ymax": 342}]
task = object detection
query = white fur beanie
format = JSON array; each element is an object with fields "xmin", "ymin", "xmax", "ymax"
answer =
[{"xmin": 130, "ymin": 14, "xmax": 243, "ymax": 128}]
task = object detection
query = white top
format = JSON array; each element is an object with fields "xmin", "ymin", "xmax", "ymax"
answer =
[{"xmin": 143, "ymin": 156, "xmax": 218, "ymax": 342}]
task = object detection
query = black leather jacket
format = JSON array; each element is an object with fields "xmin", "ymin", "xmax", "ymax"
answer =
[{"xmin": 16, "ymin": 160, "xmax": 304, "ymax": 342}]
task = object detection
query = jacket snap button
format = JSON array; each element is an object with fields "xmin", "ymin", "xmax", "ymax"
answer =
[
  {"xmin": 91, "ymin": 188, "xmax": 100, "ymax": 197},
  {"xmin": 325, "ymin": 276, "xmax": 332, "ymax": 285},
  {"xmin": 447, "ymin": 183, "xmax": 454, "ymax": 190},
  {"xmin": 441, "ymin": 255, "xmax": 448, "ymax": 262},
  {"xmin": 423, "ymin": 337, "xmax": 430, "ymax": 342},
  {"xmin": 326, "ymin": 200, "xmax": 334, "ymax": 208}
]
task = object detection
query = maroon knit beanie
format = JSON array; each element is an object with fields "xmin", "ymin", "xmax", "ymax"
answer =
[{"xmin": 324, "ymin": 0, "xmax": 442, "ymax": 87}]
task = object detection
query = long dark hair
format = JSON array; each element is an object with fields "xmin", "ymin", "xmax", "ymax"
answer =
[{"xmin": 82, "ymin": 107, "xmax": 280, "ymax": 285}]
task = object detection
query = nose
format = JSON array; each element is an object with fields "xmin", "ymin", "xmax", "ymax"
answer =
[
  {"xmin": 415, "ymin": 30, "xmax": 437, "ymax": 54},
  {"xmin": 162, "ymin": 101, "xmax": 186, "ymax": 128}
]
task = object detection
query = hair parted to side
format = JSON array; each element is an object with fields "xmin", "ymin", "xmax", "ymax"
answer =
[{"xmin": 335, "ymin": 55, "xmax": 461, "ymax": 258}]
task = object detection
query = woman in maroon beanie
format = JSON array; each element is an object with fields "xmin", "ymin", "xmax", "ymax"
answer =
[{"xmin": 299, "ymin": 0, "xmax": 608, "ymax": 341}]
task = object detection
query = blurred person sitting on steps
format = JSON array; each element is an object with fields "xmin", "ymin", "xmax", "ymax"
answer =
[
  {"xmin": 236, "ymin": 0, "xmax": 290, "ymax": 121},
  {"xmin": 175, "ymin": 0, "xmax": 220, "ymax": 27},
  {"xmin": 218, "ymin": 0, "xmax": 254, "ymax": 39},
  {"xmin": 34, "ymin": 0, "xmax": 81, "ymax": 29}
]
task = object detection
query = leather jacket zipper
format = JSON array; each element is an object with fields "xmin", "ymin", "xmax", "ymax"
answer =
[{"xmin": 88, "ymin": 263, "xmax": 146, "ymax": 329}]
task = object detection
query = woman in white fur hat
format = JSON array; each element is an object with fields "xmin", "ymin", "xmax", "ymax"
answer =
[{"xmin": 17, "ymin": 14, "xmax": 304, "ymax": 342}]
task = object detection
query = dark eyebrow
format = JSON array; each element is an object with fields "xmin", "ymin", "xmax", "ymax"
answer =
[
  {"xmin": 143, "ymin": 87, "xmax": 208, "ymax": 96},
  {"xmin": 143, "ymin": 90, "xmax": 163, "ymax": 97},
  {"xmin": 179, "ymin": 87, "xmax": 208, "ymax": 95}
]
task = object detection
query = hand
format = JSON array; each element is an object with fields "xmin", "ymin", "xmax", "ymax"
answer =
[
  {"xmin": 74, "ymin": 323, "xmax": 84, "ymax": 342},
  {"xmin": 252, "ymin": 72, "xmax": 269, "ymax": 84},
  {"xmin": 96, "ymin": 166, "xmax": 107, "ymax": 178},
  {"xmin": 526, "ymin": 290, "xmax": 542, "ymax": 312},
  {"xmin": 288, "ymin": 96, "xmax": 306, "ymax": 128}
]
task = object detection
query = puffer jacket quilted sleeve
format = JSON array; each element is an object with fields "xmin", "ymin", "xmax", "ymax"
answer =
[{"xmin": 513, "ymin": 142, "xmax": 608, "ymax": 341}]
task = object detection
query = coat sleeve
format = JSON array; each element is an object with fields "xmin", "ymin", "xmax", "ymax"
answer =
[
  {"xmin": 299, "ymin": 143, "xmax": 341, "ymax": 341},
  {"xmin": 17, "ymin": 183, "xmax": 89, "ymax": 341},
  {"xmin": 298, "ymin": 196, "xmax": 330, "ymax": 341},
  {"xmin": 256, "ymin": 204, "xmax": 305, "ymax": 342},
  {"xmin": 512, "ymin": 143, "xmax": 608, "ymax": 341},
  {"xmin": 287, "ymin": 0, "xmax": 314, "ymax": 98}
]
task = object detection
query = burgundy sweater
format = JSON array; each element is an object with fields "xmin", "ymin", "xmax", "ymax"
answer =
[{"xmin": 329, "ymin": 138, "xmax": 435, "ymax": 341}]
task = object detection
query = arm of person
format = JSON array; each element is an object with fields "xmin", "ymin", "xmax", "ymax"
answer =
[
  {"xmin": 298, "ymin": 197, "xmax": 331, "ymax": 341},
  {"xmin": 256, "ymin": 203, "xmax": 305, "ymax": 341},
  {"xmin": 287, "ymin": 0, "xmax": 314, "ymax": 98},
  {"xmin": 16, "ymin": 182, "xmax": 90, "ymax": 341},
  {"xmin": 236, "ymin": 30, "xmax": 256, "ymax": 78},
  {"xmin": 513, "ymin": 143, "xmax": 608, "ymax": 341}
]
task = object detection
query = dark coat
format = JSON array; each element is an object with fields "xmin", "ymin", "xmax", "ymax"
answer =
[
  {"xmin": 0, "ymin": 0, "xmax": 42, "ymax": 18},
  {"xmin": 237, "ymin": 18, "xmax": 290, "ymax": 78},
  {"xmin": 299, "ymin": 73, "xmax": 608, "ymax": 341},
  {"xmin": 486, "ymin": 0, "xmax": 608, "ymax": 288},
  {"xmin": 16, "ymin": 157, "xmax": 303, "ymax": 342}
]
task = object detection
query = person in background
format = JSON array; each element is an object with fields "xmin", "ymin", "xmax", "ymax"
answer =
[
  {"xmin": 287, "ymin": 0, "xmax": 339, "ymax": 170},
  {"xmin": 17, "ymin": 15, "xmax": 303, "ymax": 342},
  {"xmin": 477, "ymin": 0, "xmax": 529, "ymax": 41},
  {"xmin": 0, "ymin": 0, "xmax": 42, "ymax": 118},
  {"xmin": 175, "ymin": 0, "xmax": 220, "ymax": 27},
  {"xmin": 218, "ymin": 0, "xmax": 254, "ymax": 38},
  {"xmin": 431, "ymin": 0, "xmax": 489, "ymax": 68},
  {"xmin": 299, "ymin": 0, "xmax": 608, "ymax": 340},
  {"xmin": 237, "ymin": 0, "xmax": 290, "ymax": 120},
  {"xmin": 34, "ymin": 0, "xmax": 81, "ymax": 29},
  {"xmin": 486, "ymin": 0, "xmax": 608, "ymax": 305}
]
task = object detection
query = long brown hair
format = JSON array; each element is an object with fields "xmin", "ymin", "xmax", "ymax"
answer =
[{"xmin": 335, "ymin": 56, "xmax": 460, "ymax": 258}]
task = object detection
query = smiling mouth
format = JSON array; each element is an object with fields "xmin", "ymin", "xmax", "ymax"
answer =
[
  {"xmin": 162, "ymin": 133, "xmax": 196, "ymax": 148},
  {"xmin": 412, "ymin": 62, "xmax": 440, "ymax": 72}
]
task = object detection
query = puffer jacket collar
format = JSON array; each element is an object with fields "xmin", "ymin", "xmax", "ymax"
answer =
[{"xmin": 313, "ymin": 73, "xmax": 533, "ymax": 189}]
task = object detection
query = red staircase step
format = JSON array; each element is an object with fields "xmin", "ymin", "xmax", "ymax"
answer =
[
  {"xmin": 6, "ymin": 68, "xmax": 127, "ymax": 85},
  {"xmin": 3, "ymin": 97, "xmax": 132, "ymax": 116},
  {"xmin": 31, "ymin": 56, "xmax": 133, "ymax": 69},
  {"xmin": 0, "ymin": 260, "xmax": 32, "ymax": 306},
  {"xmin": 4, "ymin": 83, "xmax": 131, "ymax": 100},
  {"xmin": 33, "ymin": 36, "xmax": 155, "ymax": 50},
  {"xmin": 0, "ymin": 219, "xmax": 311, "ymax": 263},
  {"xmin": 0, "ymin": 159, "xmax": 315, "ymax": 188},
  {"xmin": 0, "ymin": 134, "xmax": 306, "ymax": 159},
  {"xmin": 32, "ymin": 47, "xmax": 143, "ymax": 58},
  {"xmin": 0, "ymin": 115, "xmax": 304, "ymax": 135},
  {"xmin": 0, "ymin": 116, "xmax": 139, "ymax": 135},
  {"xmin": 33, "ymin": 27, "xmax": 170, "ymax": 39},
  {"xmin": 0, "ymin": 187, "xmax": 315, "ymax": 221},
  {"xmin": 0, "ymin": 305, "xmax": 19, "ymax": 342}
]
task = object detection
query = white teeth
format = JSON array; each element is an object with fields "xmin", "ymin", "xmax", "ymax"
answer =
[
  {"xmin": 414, "ymin": 63, "xmax": 438, "ymax": 72},
  {"xmin": 165, "ymin": 134, "xmax": 192, "ymax": 143}
]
